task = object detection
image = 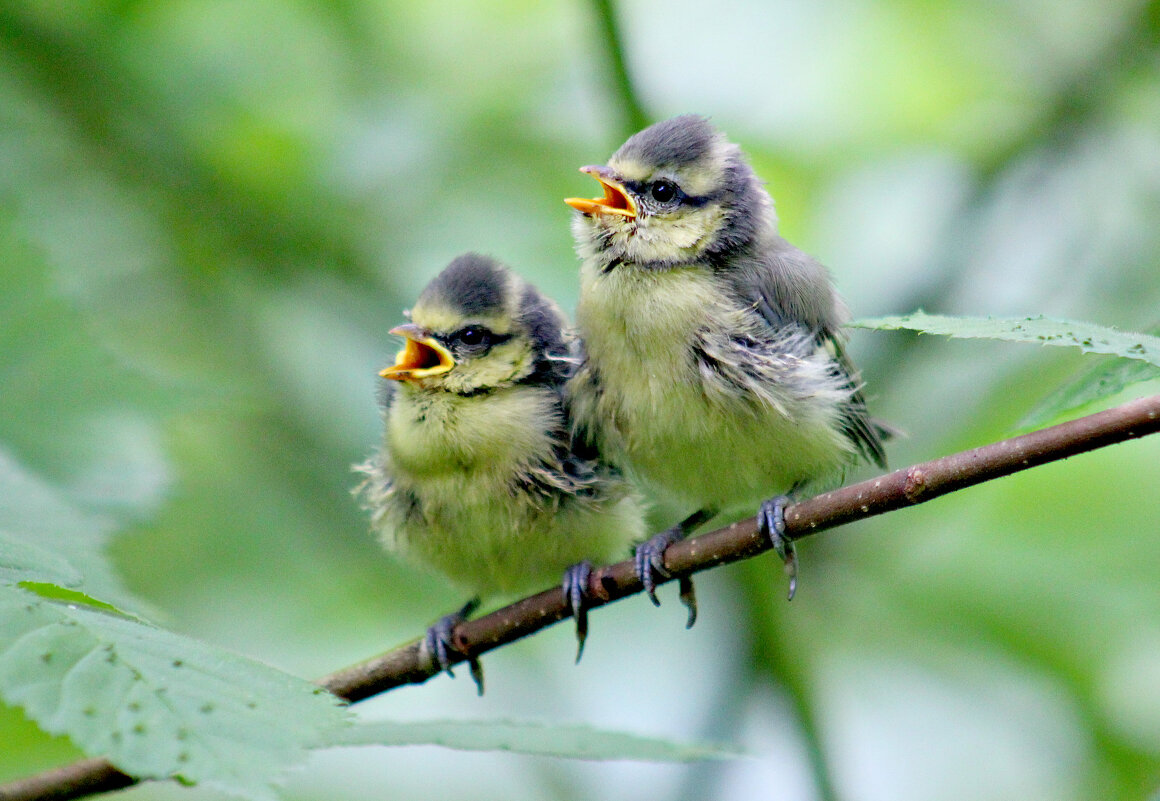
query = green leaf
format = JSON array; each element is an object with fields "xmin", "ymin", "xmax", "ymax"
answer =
[
  {"xmin": 326, "ymin": 718, "xmax": 739, "ymax": 762},
  {"xmin": 0, "ymin": 448, "xmax": 141, "ymax": 613},
  {"xmin": 0, "ymin": 587, "xmax": 349, "ymax": 800},
  {"xmin": 1021, "ymin": 348, "xmax": 1160, "ymax": 429},
  {"xmin": 852, "ymin": 312, "xmax": 1160, "ymax": 368},
  {"xmin": 0, "ymin": 227, "xmax": 176, "ymax": 518},
  {"xmin": 0, "ymin": 536, "xmax": 83, "ymax": 589}
]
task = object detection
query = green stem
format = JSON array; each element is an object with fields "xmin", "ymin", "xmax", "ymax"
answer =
[
  {"xmin": 741, "ymin": 560, "xmax": 842, "ymax": 801},
  {"xmin": 588, "ymin": 0, "xmax": 650, "ymax": 136}
]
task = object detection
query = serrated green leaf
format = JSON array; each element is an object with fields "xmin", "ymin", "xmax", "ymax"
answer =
[
  {"xmin": 852, "ymin": 312, "xmax": 1160, "ymax": 368},
  {"xmin": 0, "ymin": 587, "xmax": 349, "ymax": 800},
  {"xmin": 326, "ymin": 718, "xmax": 739, "ymax": 762}
]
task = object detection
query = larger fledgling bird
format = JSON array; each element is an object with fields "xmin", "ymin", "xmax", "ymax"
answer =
[
  {"xmin": 565, "ymin": 115, "xmax": 888, "ymax": 621},
  {"xmin": 355, "ymin": 253, "xmax": 645, "ymax": 691}
]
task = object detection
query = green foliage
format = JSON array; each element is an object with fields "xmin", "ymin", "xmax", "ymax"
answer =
[
  {"xmin": 0, "ymin": 238, "xmax": 351, "ymax": 797},
  {"xmin": 855, "ymin": 313, "xmax": 1160, "ymax": 424},
  {"xmin": 0, "ymin": 496, "xmax": 351, "ymax": 801},
  {"xmin": 0, "ymin": 588, "xmax": 348, "ymax": 800},
  {"xmin": 2, "ymin": 1, "xmax": 1160, "ymax": 799},
  {"xmin": 0, "ymin": 231, "xmax": 179, "ymax": 520},
  {"xmin": 0, "ymin": 452, "xmax": 138, "ymax": 614},
  {"xmin": 1021, "ymin": 325, "xmax": 1160, "ymax": 427},
  {"xmin": 853, "ymin": 313, "xmax": 1160, "ymax": 368},
  {"xmin": 329, "ymin": 719, "xmax": 739, "ymax": 762}
]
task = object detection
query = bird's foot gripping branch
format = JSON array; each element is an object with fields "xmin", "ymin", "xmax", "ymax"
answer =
[{"xmin": 327, "ymin": 392, "xmax": 1160, "ymax": 697}]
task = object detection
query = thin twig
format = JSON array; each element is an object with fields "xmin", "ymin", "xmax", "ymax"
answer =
[
  {"xmin": 3, "ymin": 393, "xmax": 1159, "ymax": 801},
  {"xmin": 0, "ymin": 760, "xmax": 134, "ymax": 801},
  {"xmin": 322, "ymin": 392, "xmax": 1160, "ymax": 696}
]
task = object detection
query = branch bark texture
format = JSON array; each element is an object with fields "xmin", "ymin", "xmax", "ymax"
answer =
[{"xmin": 3, "ymin": 393, "xmax": 1158, "ymax": 801}]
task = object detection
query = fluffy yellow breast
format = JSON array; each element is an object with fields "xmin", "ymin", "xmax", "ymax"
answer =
[
  {"xmin": 574, "ymin": 260, "xmax": 854, "ymax": 511},
  {"xmin": 386, "ymin": 385, "xmax": 562, "ymax": 482},
  {"xmin": 579, "ymin": 263, "xmax": 725, "ymax": 378}
]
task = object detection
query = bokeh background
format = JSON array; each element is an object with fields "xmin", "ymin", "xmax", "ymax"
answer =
[{"xmin": 3, "ymin": 0, "xmax": 1160, "ymax": 799}]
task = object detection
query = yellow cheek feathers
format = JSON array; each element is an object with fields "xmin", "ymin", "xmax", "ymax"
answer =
[
  {"xmin": 564, "ymin": 165, "xmax": 637, "ymax": 218},
  {"xmin": 380, "ymin": 323, "xmax": 455, "ymax": 382}
]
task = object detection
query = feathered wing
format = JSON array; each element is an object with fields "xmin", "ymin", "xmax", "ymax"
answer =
[
  {"xmin": 519, "ymin": 331, "xmax": 631, "ymax": 504},
  {"xmin": 519, "ymin": 427, "xmax": 615, "ymax": 505},
  {"xmin": 822, "ymin": 333, "xmax": 889, "ymax": 469},
  {"xmin": 728, "ymin": 241, "xmax": 890, "ymax": 470},
  {"xmin": 557, "ymin": 378, "xmax": 638, "ymax": 503}
]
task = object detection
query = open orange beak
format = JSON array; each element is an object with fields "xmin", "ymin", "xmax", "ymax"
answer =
[
  {"xmin": 379, "ymin": 323, "xmax": 455, "ymax": 382},
  {"xmin": 564, "ymin": 166, "xmax": 637, "ymax": 218}
]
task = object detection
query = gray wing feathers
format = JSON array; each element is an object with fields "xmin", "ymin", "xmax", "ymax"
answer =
[{"xmin": 729, "ymin": 238, "xmax": 889, "ymax": 469}]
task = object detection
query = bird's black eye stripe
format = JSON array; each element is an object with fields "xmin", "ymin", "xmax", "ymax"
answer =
[
  {"xmin": 622, "ymin": 178, "xmax": 682, "ymax": 205},
  {"xmin": 620, "ymin": 179, "xmax": 648, "ymax": 197},
  {"xmin": 443, "ymin": 326, "xmax": 511, "ymax": 352},
  {"xmin": 457, "ymin": 327, "xmax": 487, "ymax": 346},
  {"xmin": 678, "ymin": 192, "xmax": 718, "ymax": 208},
  {"xmin": 621, "ymin": 179, "xmax": 719, "ymax": 208}
]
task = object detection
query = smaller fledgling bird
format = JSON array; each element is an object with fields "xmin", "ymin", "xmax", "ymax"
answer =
[
  {"xmin": 355, "ymin": 253, "xmax": 645, "ymax": 692},
  {"xmin": 565, "ymin": 115, "xmax": 890, "ymax": 622}
]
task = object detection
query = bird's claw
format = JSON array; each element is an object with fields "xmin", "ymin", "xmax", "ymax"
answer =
[
  {"xmin": 422, "ymin": 598, "xmax": 484, "ymax": 694},
  {"xmin": 634, "ymin": 527, "xmax": 679, "ymax": 606},
  {"xmin": 466, "ymin": 656, "xmax": 484, "ymax": 694},
  {"xmin": 562, "ymin": 561, "xmax": 593, "ymax": 662},
  {"xmin": 634, "ymin": 526, "xmax": 698, "ymax": 626},
  {"xmin": 678, "ymin": 576, "xmax": 697, "ymax": 629},
  {"xmin": 759, "ymin": 496, "xmax": 797, "ymax": 600},
  {"xmin": 423, "ymin": 615, "xmax": 458, "ymax": 678}
]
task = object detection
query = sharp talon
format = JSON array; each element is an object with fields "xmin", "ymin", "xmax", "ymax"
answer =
[
  {"xmin": 423, "ymin": 619, "xmax": 455, "ymax": 678},
  {"xmin": 780, "ymin": 536, "xmax": 798, "ymax": 601},
  {"xmin": 422, "ymin": 598, "xmax": 481, "ymax": 682},
  {"xmin": 649, "ymin": 548, "xmax": 670, "ymax": 579},
  {"xmin": 563, "ymin": 561, "xmax": 593, "ymax": 663},
  {"xmin": 468, "ymin": 657, "xmax": 485, "ymax": 696},
  {"xmin": 635, "ymin": 536, "xmax": 670, "ymax": 606},
  {"xmin": 678, "ymin": 576, "xmax": 697, "ymax": 628},
  {"xmin": 635, "ymin": 544, "xmax": 661, "ymax": 606},
  {"xmin": 759, "ymin": 496, "xmax": 798, "ymax": 601},
  {"xmin": 634, "ymin": 511, "xmax": 712, "ymax": 615}
]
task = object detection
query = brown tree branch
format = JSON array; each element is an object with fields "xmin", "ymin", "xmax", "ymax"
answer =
[{"xmin": 3, "ymin": 393, "xmax": 1159, "ymax": 801}]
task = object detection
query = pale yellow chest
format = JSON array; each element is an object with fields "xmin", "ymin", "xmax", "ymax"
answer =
[
  {"xmin": 578, "ymin": 264, "xmax": 723, "ymax": 393},
  {"xmin": 575, "ymin": 262, "xmax": 852, "ymax": 511},
  {"xmin": 377, "ymin": 383, "xmax": 642, "ymax": 597},
  {"xmin": 386, "ymin": 386, "xmax": 561, "ymax": 483}
]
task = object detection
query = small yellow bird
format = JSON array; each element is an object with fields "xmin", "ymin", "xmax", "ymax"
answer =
[
  {"xmin": 565, "ymin": 115, "xmax": 889, "ymax": 621},
  {"xmin": 356, "ymin": 253, "xmax": 645, "ymax": 690}
]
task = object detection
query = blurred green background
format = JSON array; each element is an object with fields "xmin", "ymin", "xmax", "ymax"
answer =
[{"xmin": 3, "ymin": 0, "xmax": 1160, "ymax": 799}]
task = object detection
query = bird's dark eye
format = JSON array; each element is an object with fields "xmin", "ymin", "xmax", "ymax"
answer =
[
  {"xmin": 650, "ymin": 181, "xmax": 677, "ymax": 203},
  {"xmin": 454, "ymin": 327, "xmax": 490, "ymax": 348}
]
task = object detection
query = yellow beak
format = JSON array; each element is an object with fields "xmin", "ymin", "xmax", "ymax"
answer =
[
  {"xmin": 380, "ymin": 323, "xmax": 455, "ymax": 382},
  {"xmin": 564, "ymin": 165, "xmax": 637, "ymax": 218}
]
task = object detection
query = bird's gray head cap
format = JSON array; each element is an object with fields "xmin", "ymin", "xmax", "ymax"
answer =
[
  {"xmin": 419, "ymin": 253, "xmax": 511, "ymax": 321},
  {"xmin": 612, "ymin": 114, "xmax": 720, "ymax": 171}
]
